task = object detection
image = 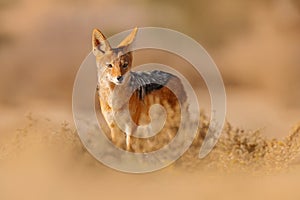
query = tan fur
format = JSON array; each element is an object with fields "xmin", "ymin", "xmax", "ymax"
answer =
[{"xmin": 92, "ymin": 28, "xmax": 187, "ymax": 151}]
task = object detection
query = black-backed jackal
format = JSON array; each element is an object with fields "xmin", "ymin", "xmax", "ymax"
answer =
[{"xmin": 92, "ymin": 28, "xmax": 188, "ymax": 151}]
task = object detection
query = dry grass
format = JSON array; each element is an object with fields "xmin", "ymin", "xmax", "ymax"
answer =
[
  {"xmin": 1, "ymin": 112, "xmax": 300, "ymax": 174},
  {"xmin": 178, "ymin": 113, "xmax": 300, "ymax": 174}
]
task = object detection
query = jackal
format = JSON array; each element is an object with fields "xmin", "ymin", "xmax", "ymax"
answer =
[{"xmin": 92, "ymin": 28, "xmax": 187, "ymax": 151}]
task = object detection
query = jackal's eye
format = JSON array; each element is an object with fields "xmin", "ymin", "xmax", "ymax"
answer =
[
  {"xmin": 122, "ymin": 62, "xmax": 128, "ymax": 68},
  {"xmin": 106, "ymin": 63, "xmax": 113, "ymax": 68}
]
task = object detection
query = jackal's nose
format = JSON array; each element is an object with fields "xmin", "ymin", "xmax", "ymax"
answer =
[{"xmin": 117, "ymin": 76, "xmax": 123, "ymax": 82}]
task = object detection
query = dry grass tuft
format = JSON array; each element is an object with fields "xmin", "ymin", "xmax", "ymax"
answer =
[{"xmin": 178, "ymin": 114, "xmax": 300, "ymax": 173}]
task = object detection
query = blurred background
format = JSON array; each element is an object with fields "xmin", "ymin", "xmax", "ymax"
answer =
[{"xmin": 0, "ymin": 0, "xmax": 299, "ymax": 138}]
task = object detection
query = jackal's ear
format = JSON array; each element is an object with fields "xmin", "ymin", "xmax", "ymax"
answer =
[
  {"xmin": 118, "ymin": 27, "xmax": 138, "ymax": 48},
  {"xmin": 92, "ymin": 29, "xmax": 111, "ymax": 56}
]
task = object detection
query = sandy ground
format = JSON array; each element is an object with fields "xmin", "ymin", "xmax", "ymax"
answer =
[{"xmin": 0, "ymin": 112, "xmax": 300, "ymax": 200}]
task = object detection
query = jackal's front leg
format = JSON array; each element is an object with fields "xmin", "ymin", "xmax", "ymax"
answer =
[
  {"xmin": 125, "ymin": 125, "xmax": 132, "ymax": 151},
  {"xmin": 109, "ymin": 123, "xmax": 118, "ymax": 143},
  {"xmin": 109, "ymin": 123, "xmax": 131, "ymax": 150}
]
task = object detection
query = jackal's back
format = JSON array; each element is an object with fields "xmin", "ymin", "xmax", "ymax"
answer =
[{"xmin": 128, "ymin": 70, "xmax": 187, "ymax": 126}]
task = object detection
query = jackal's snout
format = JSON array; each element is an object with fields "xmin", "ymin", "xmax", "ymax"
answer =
[{"xmin": 117, "ymin": 75, "xmax": 123, "ymax": 82}]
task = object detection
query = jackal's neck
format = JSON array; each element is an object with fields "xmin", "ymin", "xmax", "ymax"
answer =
[
  {"xmin": 97, "ymin": 70, "xmax": 133, "ymax": 108},
  {"xmin": 97, "ymin": 72, "xmax": 118, "ymax": 107}
]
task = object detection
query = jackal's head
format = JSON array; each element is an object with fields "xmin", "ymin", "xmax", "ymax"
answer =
[{"xmin": 92, "ymin": 28, "xmax": 137, "ymax": 85}]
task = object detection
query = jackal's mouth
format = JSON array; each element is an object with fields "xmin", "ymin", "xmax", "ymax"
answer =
[{"xmin": 114, "ymin": 80, "xmax": 124, "ymax": 85}]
